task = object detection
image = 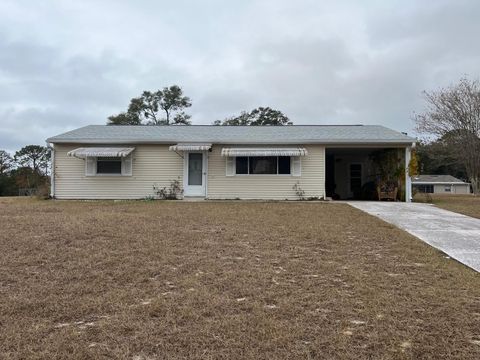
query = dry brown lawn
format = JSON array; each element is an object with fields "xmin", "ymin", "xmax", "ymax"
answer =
[
  {"xmin": 0, "ymin": 198, "xmax": 479, "ymax": 359},
  {"xmin": 414, "ymin": 194, "xmax": 480, "ymax": 219}
]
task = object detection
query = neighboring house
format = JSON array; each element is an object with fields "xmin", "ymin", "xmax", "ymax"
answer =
[
  {"xmin": 412, "ymin": 175, "xmax": 471, "ymax": 194},
  {"xmin": 46, "ymin": 125, "xmax": 415, "ymax": 201}
]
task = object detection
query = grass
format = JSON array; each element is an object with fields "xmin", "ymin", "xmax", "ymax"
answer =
[
  {"xmin": 0, "ymin": 198, "xmax": 479, "ymax": 359},
  {"xmin": 414, "ymin": 193, "xmax": 480, "ymax": 219}
]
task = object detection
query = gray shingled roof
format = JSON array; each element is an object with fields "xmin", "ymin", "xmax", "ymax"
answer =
[
  {"xmin": 412, "ymin": 175, "xmax": 468, "ymax": 184},
  {"xmin": 47, "ymin": 125, "xmax": 415, "ymax": 145}
]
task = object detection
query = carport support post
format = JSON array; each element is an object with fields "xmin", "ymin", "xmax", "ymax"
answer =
[
  {"xmin": 405, "ymin": 146, "xmax": 412, "ymax": 202},
  {"xmin": 47, "ymin": 143, "xmax": 55, "ymax": 198}
]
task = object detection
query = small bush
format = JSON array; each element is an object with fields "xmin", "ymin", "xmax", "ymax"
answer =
[
  {"xmin": 423, "ymin": 193, "xmax": 433, "ymax": 203},
  {"xmin": 154, "ymin": 178, "xmax": 183, "ymax": 200},
  {"xmin": 414, "ymin": 192, "xmax": 433, "ymax": 203},
  {"xmin": 292, "ymin": 182, "xmax": 305, "ymax": 200},
  {"xmin": 34, "ymin": 183, "xmax": 51, "ymax": 200}
]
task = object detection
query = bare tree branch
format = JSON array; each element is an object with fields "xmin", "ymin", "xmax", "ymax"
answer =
[{"xmin": 414, "ymin": 77, "xmax": 480, "ymax": 194}]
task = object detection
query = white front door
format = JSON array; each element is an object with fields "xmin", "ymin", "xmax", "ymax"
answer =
[{"xmin": 184, "ymin": 152, "xmax": 207, "ymax": 197}]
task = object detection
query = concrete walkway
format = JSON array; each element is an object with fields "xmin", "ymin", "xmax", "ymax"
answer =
[{"xmin": 348, "ymin": 202, "xmax": 480, "ymax": 272}]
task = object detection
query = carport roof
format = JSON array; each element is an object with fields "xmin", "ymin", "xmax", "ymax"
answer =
[{"xmin": 47, "ymin": 125, "xmax": 415, "ymax": 145}]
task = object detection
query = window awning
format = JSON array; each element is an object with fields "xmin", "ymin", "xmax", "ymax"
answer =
[
  {"xmin": 169, "ymin": 143, "xmax": 212, "ymax": 151},
  {"xmin": 67, "ymin": 147, "xmax": 135, "ymax": 159},
  {"xmin": 221, "ymin": 147, "xmax": 308, "ymax": 157}
]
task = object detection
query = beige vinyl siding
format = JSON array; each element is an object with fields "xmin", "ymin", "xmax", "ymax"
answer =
[
  {"xmin": 433, "ymin": 184, "xmax": 470, "ymax": 194},
  {"xmin": 54, "ymin": 144, "xmax": 182, "ymax": 199},
  {"xmin": 453, "ymin": 184, "xmax": 471, "ymax": 194},
  {"xmin": 207, "ymin": 145, "xmax": 325, "ymax": 200}
]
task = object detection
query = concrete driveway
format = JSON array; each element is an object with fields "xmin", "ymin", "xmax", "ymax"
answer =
[{"xmin": 348, "ymin": 202, "xmax": 480, "ymax": 272}]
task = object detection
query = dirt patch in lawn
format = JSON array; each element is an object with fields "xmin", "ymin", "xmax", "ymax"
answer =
[
  {"xmin": 414, "ymin": 194, "xmax": 480, "ymax": 219},
  {"xmin": 0, "ymin": 198, "xmax": 479, "ymax": 359}
]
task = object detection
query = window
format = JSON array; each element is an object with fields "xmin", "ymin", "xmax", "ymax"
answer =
[
  {"xmin": 415, "ymin": 184, "xmax": 434, "ymax": 193},
  {"xmin": 96, "ymin": 157, "xmax": 122, "ymax": 174},
  {"xmin": 188, "ymin": 153, "xmax": 203, "ymax": 185},
  {"xmin": 278, "ymin": 156, "xmax": 291, "ymax": 174},
  {"xmin": 85, "ymin": 155, "xmax": 132, "ymax": 177},
  {"xmin": 444, "ymin": 185, "xmax": 451, "ymax": 192},
  {"xmin": 235, "ymin": 156, "xmax": 291, "ymax": 175},
  {"xmin": 250, "ymin": 156, "xmax": 277, "ymax": 174},
  {"xmin": 236, "ymin": 157, "xmax": 248, "ymax": 174}
]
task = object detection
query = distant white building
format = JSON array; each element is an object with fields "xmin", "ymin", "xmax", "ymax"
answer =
[{"xmin": 412, "ymin": 175, "xmax": 471, "ymax": 194}]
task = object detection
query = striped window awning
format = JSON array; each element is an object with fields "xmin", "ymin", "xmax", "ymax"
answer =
[
  {"xmin": 221, "ymin": 147, "xmax": 308, "ymax": 157},
  {"xmin": 67, "ymin": 147, "xmax": 135, "ymax": 159},
  {"xmin": 169, "ymin": 143, "xmax": 212, "ymax": 151}
]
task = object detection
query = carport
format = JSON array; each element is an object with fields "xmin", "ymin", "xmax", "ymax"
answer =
[{"xmin": 325, "ymin": 146, "xmax": 413, "ymax": 201}]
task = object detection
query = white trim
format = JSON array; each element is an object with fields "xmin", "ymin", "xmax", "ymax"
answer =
[
  {"xmin": 49, "ymin": 143, "xmax": 55, "ymax": 198},
  {"xmin": 50, "ymin": 139, "xmax": 415, "ymax": 146},
  {"xmin": 84, "ymin": 156, "xmax": 133, "ymax": 177},
  {"xmin": 225, "ymin": 157, "xmax": 235, "ymax": 176},
  {"xmin": 121, "ymin": 154, "xmax": 133, "ymax": 176},
  {"xmin": 183, "ymin": 155, "xmax": 188, "ymax": 192},
  {"xmin": 85, "ymin": 156, "xmax": 97, "ymax": 176},
  {"xmin": 169, "ymin": 143, "xmax": 212, "ymax": 151},
  {"xmin": 68, "ymin": 147, "xmax": 135, "ymax": 158},
  {"xmin": 203, "ymin": 152, "xmax": 208, "ymax": 196},
  {"xmin": 322, "ymin": 146, "xmax": 326, "ymax": 199},
  {"xmin": 291, "ymin": 156, "xmax": 301, "ymax": 177},
  {"xmin": 92, "ymin": 173, "xmax": 123, "ymax": 177},
  {"xmin": 221, "ymin": 147, "xmax": 308, "ymax": 157},
  {"xmin": 232, "ymin": 174, "xmax": 294, "ymax": 177},
  {"xmin": 205, "ymin": 152, "xmax": 209, "ymax": 198},
  {"xmin": 228, "ymin": 156, "xmax": 297, "ymax": 176},
  {"xmin": 405, "ymin": 147, "xmax": 412, "ymax": 202}
]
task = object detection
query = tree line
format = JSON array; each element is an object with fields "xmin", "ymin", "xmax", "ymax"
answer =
[
  {"xmin": 0, "ymin": 145, "xmax": 50, "ymax": 196},
  {"xmin": 107, "ymin": 85, "xmax": 292, "ymax": 126},
  {"xmin": 2, "ymin": 77, "xmax": 478, "ymax": 197}
]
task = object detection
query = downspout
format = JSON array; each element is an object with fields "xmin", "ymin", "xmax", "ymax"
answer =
[
  {"xmin": 204, "ymin": 150, "xmax": 209, "ymax": 199},
  {"xmin": 322, "ymin": 146, "xmax": 326, "ymax": 199},
  {"xmin": 405, "ymin": 143, "xmax": 414, "ymax": 203},
  {"xmin": 47, "ymin": 143, "xmax": 55, "ymax": 198}
]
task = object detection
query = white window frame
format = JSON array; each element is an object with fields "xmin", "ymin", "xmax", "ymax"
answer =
[
  {"xmin": 232, "ymin": 156, "xmax": 294, "ymax": 176},
  {"xmin": 85, "ymin": 155, "xmax": 133, "ymax": 177},
  {"xmin": 416, "ymin": 184, "xmax": 434, "ymax": 193}
]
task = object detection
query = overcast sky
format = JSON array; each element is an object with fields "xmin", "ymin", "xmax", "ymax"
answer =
[{"xmin": 1, "ymin": 0, "xmax": 479, "ymax": 152}]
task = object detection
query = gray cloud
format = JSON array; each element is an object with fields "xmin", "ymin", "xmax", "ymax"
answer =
[{"xmin": 0, "ymin": 0, "xmax": 479, "ymax": 153}]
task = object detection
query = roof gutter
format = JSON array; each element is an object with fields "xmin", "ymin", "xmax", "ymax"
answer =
[{"xmin": 46, "ymin": 139, "xmax": 416, "ymax": 146}]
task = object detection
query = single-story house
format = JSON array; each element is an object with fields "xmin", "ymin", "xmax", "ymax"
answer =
[
  {"xmin": 46, "ymin": 125, "xmax": 416, "ymax": 201},
  {"xmin": 412, "ymin": 175, "xmax": 471, "ymax": 194}
]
